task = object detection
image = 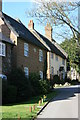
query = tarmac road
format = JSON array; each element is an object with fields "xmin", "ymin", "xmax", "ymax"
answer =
[{"xmin": 37, "ymin": 85, "xmax": 80, "ymax": 119}]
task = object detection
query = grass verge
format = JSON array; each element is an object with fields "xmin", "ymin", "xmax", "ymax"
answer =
[{"xmin": 2, "ymin": 90, "xmax": 58, "ymax": 120}]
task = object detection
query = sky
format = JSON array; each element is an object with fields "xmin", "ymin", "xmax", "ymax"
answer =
[
  {"xmin": 2, "ymin": 1, "xmax": 78, "ymax": 44},
  {"xmin": 2, "ymin": 2, "xmax": 47, "ymax": 41}
]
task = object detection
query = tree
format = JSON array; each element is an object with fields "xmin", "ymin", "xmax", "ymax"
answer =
[
  {"xmin": 27, "ymin": 0, "xmax": 80, "ymax": 44},
  {"xmin": 60, "ymin": 38, "xmax": 80, "ymax": 74}
]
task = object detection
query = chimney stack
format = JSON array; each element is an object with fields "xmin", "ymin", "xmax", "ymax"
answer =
[
  {"xmin": 45, "ymin": 23, "xmax": 52, "ymax": 41},
  {"xmin": 28, "ymin": 20, "xmax": 34, "ymax": 30},
  {"xmin": 0, "ymin": 0, "xmax": 2, "ymax": 11}
]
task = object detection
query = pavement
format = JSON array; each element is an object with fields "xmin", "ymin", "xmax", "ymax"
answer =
[{"xmin": 37, "ymin": 85, "xmax": 80, "ymax": 119}]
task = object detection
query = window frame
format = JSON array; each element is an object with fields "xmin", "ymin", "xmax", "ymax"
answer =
[
  {"xmin": 51, "ymin": 67, "xmax": 54, "ymax": 75},
  {"xmin": 0, "ymin": 42, "xmax": 6, "ymax": 57},
  {"xmin": 39, "ymin": 71, "xmax": 43, "ymax": 79},
  {"xmin": 39, "ymin": 49, "xmax": 43, "ymax": 62},
  {"xmin": 24, "ymin": 67, "xmax": 29, "ymax": 78},
  {"xmin": 24, "ymin": 43, "xmax": 29, "ymax": 57},
  {"xmin": 55, "ymin": 55, "xmax": 58, "ymax": 61},
  {"xmin": 62, "ymin": 59, "xmax": 65, "ymax": 65},
  {"xmin": 51, "ymin": 53, "xmax": 54, "ymax": 59}
]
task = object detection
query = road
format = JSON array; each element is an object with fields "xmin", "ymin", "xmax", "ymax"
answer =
[{"xmin": 37, "ymin": 85, "xmax": 80, "ymax": 119}]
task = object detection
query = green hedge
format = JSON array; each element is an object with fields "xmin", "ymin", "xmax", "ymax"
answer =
[
  {"xmin": 3, "ymin": 69, "xmax": 51, "ymax": 104},
  {"xmin": 2, "ymin": 81, "xmax": 17, "ymax": 104},
  {"xmin": 39, "ymin": 80, "xmax": 50, "ymax": 94}
]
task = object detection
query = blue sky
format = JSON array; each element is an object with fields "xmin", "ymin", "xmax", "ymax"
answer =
[
  {"xmin": 2, "ymin": 2, "xmax": 48, "ymax": 41},
  {"xmin": 2, "ymin": 1, "xmax": 78, "ymax": 44}
]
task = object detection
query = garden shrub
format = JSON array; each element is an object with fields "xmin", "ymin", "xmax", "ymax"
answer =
[
  {"xmin": 65, "ymin": 78, "xmax": 71, "ymax": 83},
  {"xmin": 7, "ymin": 68, "xmax": 33, "ymax": 102},
  {"xmin": 39, "ymin": 79, "xmax": 50, "ymax": 94},
  {"xmin": 53, "ymin": 75, "xmax": 61, "ymax": 84},
  {"xmin": 29, "ymin": 73, "xmax": 41, "ymax": 95},
  {"xmin": 6, "ymin": 85, "xmax": 17, "ymax": 103},
  {"xmin": 2, "ymin": 79, "xmax": 7, "ymax": 104},
  {"xmin": 71, "ymin": 79, "xmax": 79, "ymax": 85},
  {"xmin": 29, "ymin": 73, "xmax": 51, "ymax": 95},
  {"xmin": 2, "ymin": 79, "xmax": 17, "ymax": 104},
  {"xmin": 3, "ymin": 69, "xmax": 51, "ymax": 104},
  {"xmin": 51, "ymin": 75, "xmax": 66, "ymax": 87}
]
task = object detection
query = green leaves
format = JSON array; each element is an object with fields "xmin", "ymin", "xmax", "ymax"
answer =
[{"xmin": 60, "ymin": 38, "xmax": 80, "ymax": 73}]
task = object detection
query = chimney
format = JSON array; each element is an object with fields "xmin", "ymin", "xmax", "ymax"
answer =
[
  {"xmin": 0, "ymin": 0, "xmax": 2, "ymax": 11},
  {"xmin": 28, "ymin": 20, "xmax": 34, "ymax": 30},
  {"xmin": 45, "ymin": 23, "xmax": 52, "ymax": 41}
]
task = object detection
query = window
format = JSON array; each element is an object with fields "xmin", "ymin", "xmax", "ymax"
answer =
[
  {"xmin": 56, "ymin": 55, "xmax": 58, "ymax": 61},
  {"xmin": 39, "ymin": 71, "xmax": 43, "ymax": 79},
  {"xmin": 34, "ymin": 48, "xmax": 36, "ymax": 53},
  {"xmin": 51, "ymin": 53, "xmax": 54, "ymax": 59},
  {"xmin": 24, "ymin": 43, "xmax": 29, "ymax": 57},
  {"xmin": 39, "ymin": 49, "xmax": 43, "ymax": 62},
  {"xmin": 51, "ymin": 67, "xmax": 54, "ymax": 75},
  {"xmin": 62, "ymin": 59, "xmax": 65, "ymax": 65},
  {"xmin": 0, "ymin": 42, "xmax": 6, "ymax": 56},
  {"xmin": 24, "ymin": 67, "xmax": 29, "ymax": 78}
]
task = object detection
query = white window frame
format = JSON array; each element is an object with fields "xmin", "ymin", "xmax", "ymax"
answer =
[
  {"xmin": 24, "ymin": 67, "xmax": 29, "ymax": 78},
  {"xmin": 24, "ymin": 43, "xmax": 29, "ymax": 57},
  {"xmin": 39, "ymin": 71, "xmax": 43, "ymax": 79},
  {"xmin": 39, "ymin": 49, "xmax": 43, "ymax": 62},
  {"xmin": 0, "ymin": 42, "xmax": 6, "ymax": 57}
]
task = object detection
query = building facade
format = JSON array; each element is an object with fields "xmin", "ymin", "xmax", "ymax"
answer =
[
  {"xmin": 0, "ymin": 12, "xmax": 68, "ymax": 80},
  {"xmin": 28, "ymin": 20, "xmax": 68, "ymax": 80},
  {"xmin": 0, "ymin": 12, "xmax": 48, "ymax": 79}
]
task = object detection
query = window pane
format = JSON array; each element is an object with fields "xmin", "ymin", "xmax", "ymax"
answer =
[
  {"xmin": 62, "ymin": 59, "xmax": 65, "ymax": 65},
  {"xmin": 52, "ymin": 67, "xmax": 54, "ymax": 75},
  {"xmin": 24, "ymin": 43, "xmax": 28, "ymax": 56},
  {"xmin": 24, "ymin": 67, "xmax": 29, "ymax": 77},
  {"xmin": 39, "ymin": 71, "xmax": 43, "ymax": 79},
  {"xmin": 2, "ymin": 44, "xmax": 5, "ymax": 56},
  {"xmin": 51, "ymin": 53, "xmax": 53, "ymax": 59},
  {"xmin": 0, "ymin": 43, "xmax": 1, "ymax": 55},
  {"xmin": 56, "ymin": 55, "xmax": 58, "ymax": 61},
  {"xmin": 39, "ymin": 49, "xmax": 43, "ymax": 62}
]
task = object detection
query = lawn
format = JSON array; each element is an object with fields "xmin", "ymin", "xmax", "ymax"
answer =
[{"xmin": 2, "ymin": 90, "xmax": 57, "ymax": 120}]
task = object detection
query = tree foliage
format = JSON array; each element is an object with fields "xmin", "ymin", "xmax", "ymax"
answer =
[{"xmin": 60, "ymin": 38, "xmax": 80, "ymax": 73}]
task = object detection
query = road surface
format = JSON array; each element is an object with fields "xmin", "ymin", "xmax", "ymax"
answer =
[{"xmin": 37, "ymin": 85, "xmax": 80, "ymax": 119}]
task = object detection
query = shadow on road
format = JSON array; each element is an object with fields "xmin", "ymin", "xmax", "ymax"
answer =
[{"xmin": 51, "ymin": 85, "xmax": 80, "ymax": 102}]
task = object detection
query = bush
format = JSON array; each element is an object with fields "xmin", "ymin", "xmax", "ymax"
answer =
[
  {"xmin": 2, "ymin": 79, "xmax": 7, "ymax": 104},
  {"xmin": 52, "ymin": 75, "xmax": 61, "ymax": 85},
  {"xmin": 29, "ymin": 73, "xmax": 51, "ymax": 95},
  {"xmin": 7, "ymin": 68, "xmax": 33, "ymax": 102},
  {"xmin": 6, "ymin": 85, "xmax": 17, "ymax": 103},
  {"xmin": 71, "ymin": 80, "xmax": 79, "ymax": 85},
  {"xmin": 29, "ymin": 73, "xmax": 41, "ymax": 95},
  {"xmin": 39, "ymin": 80, "xmax": 50, "ymax": 94},
  {"xmin": 3, "ymin": 70, "xmax": 51, "ymax": 104},
  {"xmin": 65, "ymin": 78, "xmax": 71, "ymax": 83},
  {"xmin": 2, "ymin": 79, "xmax": 17, "ymax": 104}
]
